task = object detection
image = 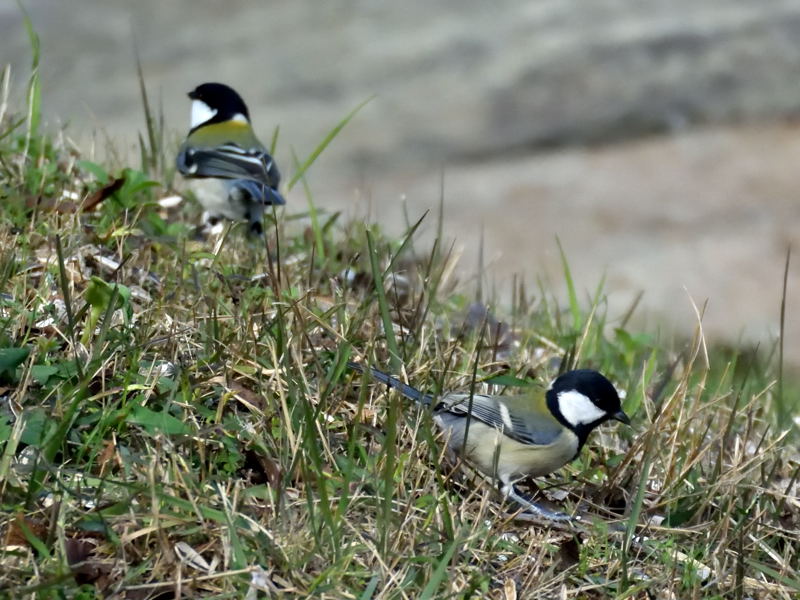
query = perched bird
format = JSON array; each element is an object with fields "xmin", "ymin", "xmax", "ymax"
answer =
[
  {"xmin": 348, "ymin": 361, "xmax": 630, "ymax": 521},
  {"xmin": 176, "ymin": 82, "xmax": 285, "ymax": 235}
]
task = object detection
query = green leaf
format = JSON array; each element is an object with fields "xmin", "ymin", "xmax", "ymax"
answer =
[
  {"xmin": 76, "ymin": 159, "xmax": 110, "ymax": 184},
  {"xmin": 18, "ymin": 518, "xmax": 50, "ymax": 559},
  {"xmin": 0, "ymin": 416, "xmax": 12, "ymax": 444},
  {"xmin": 614, "ymin": 328, "xmax": 652, "ymax": 354},
  {"xmin": 190, "ymin": 251, "xmax": 218, "ymax": 262},
  {"xmin": 57, "ymin": 360, "xmax": 82, "ymax": 380},
  {"xmin": 21, "ymin": 409, "xmax": 52, "ymax": 446},
  {"xmin": 0, "ymin": 347, "xmax": 30, "ymax": 375},
  {"xmin": 30, "ymin": 364, "xmax": 59, "ymax": 385},
  {"xmin": 83, "ymin": 277, "xmax": 132, "ymax": 345},
  {"xmin": 85, "ymin": 277, "xmax": 132, "ymax": 315},
  {"xmin": 128, "ymin": 406, "xmax": 190, "ymax": 436},
  {"xmin": 85, "ymin": 277, "xmax": 114, "ymax": 309}
]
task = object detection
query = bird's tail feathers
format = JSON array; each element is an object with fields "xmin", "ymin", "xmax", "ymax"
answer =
[
  {"xmin": 231, "ymin": 180, "xmax": 286, "ymax": 206},
  {"xmin": 347, "ymin": 361, "xmax": 433, "ymax": 406},
  {"xmin": 261, "ymin": 186, "xmax": 286, "ymax": 206}
]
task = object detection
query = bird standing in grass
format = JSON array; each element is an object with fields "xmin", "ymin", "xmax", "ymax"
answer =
[
  {"xmin": 176, "ymin": 82, "xmax": 285, "ymax": 235},
  {"xmin": 348, "ymin": 361, "xmax": 630, "ymax": 521}
]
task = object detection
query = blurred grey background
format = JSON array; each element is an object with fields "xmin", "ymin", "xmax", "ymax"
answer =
[{"xmin": 4, "ymin": 0, "xmax": 800, "ymax": 365}]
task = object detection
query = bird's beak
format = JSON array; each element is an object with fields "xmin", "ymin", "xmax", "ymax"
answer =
[
  {"xmin": 612, "ymin": 410, "xmax": 631, "ymax": 425},
  {"xmin": 187, "ymin": 90, "xmax": 198, "ymax": 100}
]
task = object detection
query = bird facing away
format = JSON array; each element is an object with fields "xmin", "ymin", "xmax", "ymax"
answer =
[
  {"xmin": 176, "ymin": 82, "xmax": 285, "ymax": 235},
  {"xmin": 348, "ymin": 361, "xmax": 630, "ymax": 521}
]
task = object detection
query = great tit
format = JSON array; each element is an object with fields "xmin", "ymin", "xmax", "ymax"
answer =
[
  {"xmin": 176, "ymin": 82, "xmax": 285, "ymax": 235},
  {"xmin": 347, "ymin": 361, "xmax": 630, "ymax": 521}
]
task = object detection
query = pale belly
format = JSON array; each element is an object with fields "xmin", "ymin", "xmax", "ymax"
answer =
[
  {"xmin": 436, "ymin": 414, "xmax": 579, "ymax": 482},
  {"xmin": 188, "ymin": 178, "xmax": 245, "ymax": 220},
  {"xmin": 494, "ymin": 432, "xmax": 578, "ymax": 480}
]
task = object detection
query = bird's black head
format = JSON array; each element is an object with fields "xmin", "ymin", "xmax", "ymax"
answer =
[
  {"xmin": 187, "ymin": 83, "xmax": 250, "ymax": 129},
  {"xmin": 546, "ymin": 369, "xmax": 630, "ymax": 447}
]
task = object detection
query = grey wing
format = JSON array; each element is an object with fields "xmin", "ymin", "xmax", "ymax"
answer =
[
  {"xmin": 437, "ymin": 394, "xmax": 563, "ymax": 446},
  {"xmin": 177, "ymin": 143, "xmax": 281, "ymax": 187}
]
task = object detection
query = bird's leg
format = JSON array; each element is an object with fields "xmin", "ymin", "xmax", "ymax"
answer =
[
  {"xmin": 501, "ymin": 483, "xmax": 572, "ymax": 522},
  {"xmin": 245, "ymin": 203, "xmax": 264, "ymax": 236}
]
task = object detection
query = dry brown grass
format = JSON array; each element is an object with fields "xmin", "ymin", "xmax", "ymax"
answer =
[{"xmin": 0, "ymin": 57, "xmax": 798, "ymax": 599}]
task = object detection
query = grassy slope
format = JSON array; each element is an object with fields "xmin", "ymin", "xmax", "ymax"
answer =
[{"xmin": 1, "ymin": 60, "xmax": 799, "ymax": 599}]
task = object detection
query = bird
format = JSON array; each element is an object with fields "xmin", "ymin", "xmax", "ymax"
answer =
[
  {"xmin": 347, "ymin": 361, "xmax": 630, "ymax": 521},
  {"xmin": 176, "ymin": 82, "xmax": 285, "ymax": 235}
]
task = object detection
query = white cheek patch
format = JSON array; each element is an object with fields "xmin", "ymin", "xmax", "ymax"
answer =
[
  {"xmin": 191, "ymin": 100, "xmax": 218, "ymax": 128},
  {"xmin": 558, "ymin": 390, "xmax": 607, "ymax": 427}
]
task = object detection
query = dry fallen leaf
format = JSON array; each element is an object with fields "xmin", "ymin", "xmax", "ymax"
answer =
[{"xmin": 82, "ymin": 177, "xmax": 125, "ymax": 212}]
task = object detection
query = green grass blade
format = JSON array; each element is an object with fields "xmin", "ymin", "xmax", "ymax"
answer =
[
  {"xmin": 54, "ymin": 235, "xmax": 84, "ymax": 380},
  {"xmin": 378, "ymin": 378, "xmax": 400, "ymax": 556},
  {"xmin": 418, "ymin": 537, "xmax": 459, "ymax": 600},
  {"xmin": 366, "ymin": 229, "xmax": 401, "ymax": 372},
  {"xmin": 270, "ymin": 124, "xmax": 280, "ymax": 155},
  {"xmin": 288, "ymin": 96, "xmax": 373, "ymax": 190},
  {"xmin": 134, "ymin": 44, "xmax": 160, "ymax": 175},
  {"xmin": 556, "ymin": 237, "xmax": 581, "ymax": 332},
  {"xmin": 777, "ymin": 246, "xmax": 790, "ymax": 421},
  {"xmin": 292, "ymin": 147, "xmax": 325, "ymax": 262},
  {"xmin": 358, "ymin": 575, "xmax": 380, "ymax": 600},
  {"xmin": 745, "ymin": 559, "xmax": 800, "ymax": 592},
  {"xmin": 619, "ymin": 436, "xmax": 653, "ymax": 593},
  {"xmin": 17, "ymin": 1, "xmax": 41, "ymax": 152}
]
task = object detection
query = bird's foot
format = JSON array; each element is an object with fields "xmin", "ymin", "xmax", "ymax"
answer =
[{"xmin": 503, "ymin": 485, "xmax": 573, "ymax": 522}]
